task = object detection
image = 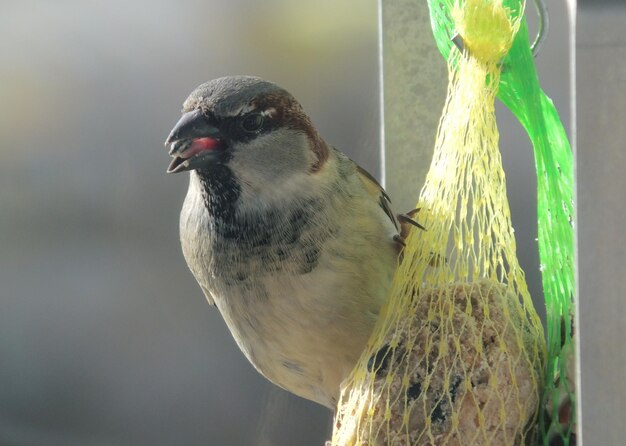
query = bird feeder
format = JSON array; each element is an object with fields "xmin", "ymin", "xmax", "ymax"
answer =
[{"xmin": 331, "ymin": 1, "xmax": 576, "ymax": 445}]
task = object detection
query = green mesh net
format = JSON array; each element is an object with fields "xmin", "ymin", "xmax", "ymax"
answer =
[{"xmin": 331, "ymin": 0, "xmax": 575, "ymax": 444}]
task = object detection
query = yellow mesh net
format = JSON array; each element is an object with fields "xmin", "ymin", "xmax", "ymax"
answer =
[{"xmin": 331, "ymin": 1, "xmax": 545, "ymax": 444}]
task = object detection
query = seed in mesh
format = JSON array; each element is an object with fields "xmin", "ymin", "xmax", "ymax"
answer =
[
  {"xmin": 367, "ymin": 343, "xmax": 404, "ymax": 375},
  {"xmin": 367, "ymin": 344, "xmax": 393, "ymax": 374}
]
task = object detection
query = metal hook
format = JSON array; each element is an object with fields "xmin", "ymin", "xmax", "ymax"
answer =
[
  {"xmin": 450, "ymin": 0, "xmax": 549, "ymax": 58},
  {"xmin": 530, "ymin": 0, "xmax": 549, "ymax": 57}
]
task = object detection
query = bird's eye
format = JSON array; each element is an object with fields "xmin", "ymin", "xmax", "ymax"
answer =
[{"xmin": 241, "ymin": 113, "xmax": 264, "ymax": 133}]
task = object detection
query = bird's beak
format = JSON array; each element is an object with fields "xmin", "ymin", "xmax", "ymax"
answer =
[{"xmin": 165, "ymin": 109, "xmax": 224, "ymax": 174}]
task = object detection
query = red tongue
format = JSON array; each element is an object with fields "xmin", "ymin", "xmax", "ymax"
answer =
[{"xmin": 180, "ymin": 137, "xmax": 221, "ymax": 159}]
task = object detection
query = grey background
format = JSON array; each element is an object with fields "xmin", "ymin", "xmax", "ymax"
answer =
[
  {"xmin": 0, "ymin": 1, "xmax": 570, "ymax": 445},
  {"xmin": 577, "ymin": 1, "xmax": 626, "ymax": 444}
]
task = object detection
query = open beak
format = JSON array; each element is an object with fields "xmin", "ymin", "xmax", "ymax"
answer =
[{"xmin": 164, "ymin": 109, "xmax": 223, "ymax": 173}]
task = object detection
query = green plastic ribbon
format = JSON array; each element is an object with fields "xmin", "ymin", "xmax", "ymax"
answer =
[{"xmin": 426, "ymin": 1, "xmax": 576, "ymax": 444}]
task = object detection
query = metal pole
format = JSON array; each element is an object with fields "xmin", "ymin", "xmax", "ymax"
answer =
[{"xmin": 379, "ymin": 0, "xmax": 448, "ymax": 212}]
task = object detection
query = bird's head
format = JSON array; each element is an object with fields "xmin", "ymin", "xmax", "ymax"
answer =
[{"xmin": 165, "ymin": 76, "xmax": 329, "ymax": 186}]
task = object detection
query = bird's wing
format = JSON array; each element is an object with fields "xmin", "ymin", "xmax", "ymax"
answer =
[
  {"xmin": 354, "ymin": 163, "xmax": 425, "ymax": 244},
  {"xmin": 354, "ymin": 164, "xmax": 400, "ymax": 233}
]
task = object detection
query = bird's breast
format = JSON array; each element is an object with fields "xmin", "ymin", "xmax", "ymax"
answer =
[{"xmin": 179, "ymin": 170, "xmax": 398, "ymax": 407}]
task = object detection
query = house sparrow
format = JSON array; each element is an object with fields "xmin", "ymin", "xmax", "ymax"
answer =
[{"xmin": 165, "ymin": 76, "xmax": 418, "ymax": 409}]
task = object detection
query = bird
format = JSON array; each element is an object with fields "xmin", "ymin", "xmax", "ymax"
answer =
[{"xmin": 164, "ymin": 75, "xmax": 420, "ymax": 409}]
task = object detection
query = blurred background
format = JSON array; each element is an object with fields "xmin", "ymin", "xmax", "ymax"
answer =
[{"xmin": 0, "ymin": 1, "xmax": 569, "ymax": 445}]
